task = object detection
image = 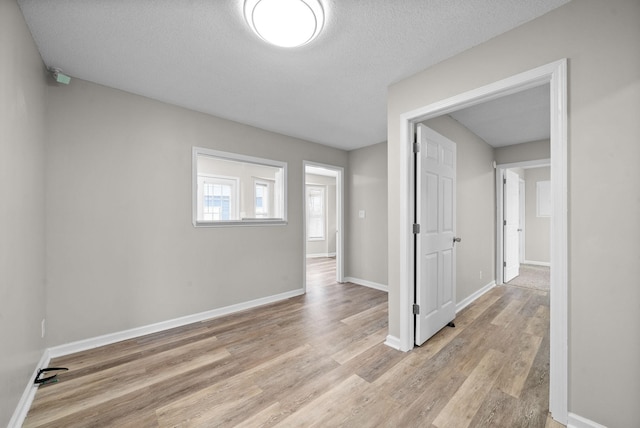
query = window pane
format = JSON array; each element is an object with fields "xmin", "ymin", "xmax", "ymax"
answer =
[
  {"xmin": 306, "ymin": 186, "xmax": 325, "ymax": 239},
  {"xmin": 255, "ymin": 181, "xmax": 270, "ymax": 218}
]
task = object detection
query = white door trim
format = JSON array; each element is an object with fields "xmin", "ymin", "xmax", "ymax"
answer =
[
  {"xmin": 396, "ymin": 59, "xmax": 568, "ymax": 424},
  {"xmin": 303, "ymin": 161, "xmax": 345, "ymax": 288}
]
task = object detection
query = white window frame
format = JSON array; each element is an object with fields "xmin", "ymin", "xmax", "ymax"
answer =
[
  {"xmin": 253, "ymin": 178, "xmax": 274, "ymax": 218},
  {"xmin": 192, "ymin": 147, "xmax": 287, "ymax": 227},
  {"xmin": 198, "ymin": 174, "xmax": 240, "ymax": 221},
  {"xmin": 306, "ymin": 185, "xmax": 326, "ymax": 241}
]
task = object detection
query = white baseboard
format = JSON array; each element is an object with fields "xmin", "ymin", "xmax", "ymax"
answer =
[
  {"xmin": 568, "ymin": 412, "xmax": 607, "ymax": 428},
  {"xmin": 456, "ymin": 280, "xmax": 496, "ymax": 313},
  {"xmin": 384, "ymin": 335, "xmax": 401, "ymax": 350},
  {"xmin": 8, "ymin": 349, "xmax": 51, "ymax": 428},
  {"xmin": 306, "ymin": 252, "xmax": 336, "ymax": 259},
  {"xmin": 48, "ymin": 288, "xmax": 304, "ymax": 358},
  {"xmin": 344, "ymin": 277, "xmax": 388, "ymax": 292},
  {"xmin": 524, "ymin": 260, "xmax": 551, "ymax": 267}
]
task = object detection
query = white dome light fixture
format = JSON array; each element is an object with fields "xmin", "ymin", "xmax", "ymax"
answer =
[{"xmin": 244, "ymin": 0, "xmax": 324, "ymax": 48}]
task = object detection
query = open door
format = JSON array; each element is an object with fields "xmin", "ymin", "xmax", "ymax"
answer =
[
  {"xmin": 519, "ymin": 178, "xmax": 526, "ymax": 264},
  {"xmin": 504, "ymin": 169, "xmax": 520, "ymax": 282},
  {"xmin": 415, "ymin": 124, "xmax": 457, "ymax": 346}
]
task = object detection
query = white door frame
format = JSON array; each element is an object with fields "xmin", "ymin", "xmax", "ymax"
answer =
[
  {"xmin": 496, "ymin": 160, "xmax": 550, "ymax": 285},
  {"xmin": 302, "ymin": 161, "xmax": 345, "ymax": 288},
  {"xmin": 395, "ymin": 59, "xmax": 568, "ymax": 423}
]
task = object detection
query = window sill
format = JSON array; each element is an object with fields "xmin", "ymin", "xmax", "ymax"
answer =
[{"xmin": 194, "ymin": 219, "xmax": 288, "ymax": 228}]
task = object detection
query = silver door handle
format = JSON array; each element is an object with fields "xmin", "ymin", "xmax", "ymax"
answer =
[{"xmin": 453, "ymin": 237, "xmax": 461, "ymax": 243}]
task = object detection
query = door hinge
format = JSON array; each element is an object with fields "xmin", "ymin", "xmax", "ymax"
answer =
[
  {"xmin": 503, "ymin": 261, "xmax": 507, "ymax": 267},
  {"xmin": 413, "ymin": 224, "xmax": 420, "ymax": 234},
  {"xmin": 503, "ymin": 177, "xmax": 507, "ymax": 184},
  {"xmin": 503, "ymin": 220, "xmax": 507, "ymax": 226},
  {"xmin": 413, "ymin": 141, "xmax": 420, "ymax": 153},
  {"xmin": 413, "ymin": 304, "xmax": 420, "ymax": 315}
]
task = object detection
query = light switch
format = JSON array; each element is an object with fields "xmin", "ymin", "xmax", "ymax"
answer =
[{"xmin": 359, "ymin": 210, "xmax": 366, "ymax": 219}]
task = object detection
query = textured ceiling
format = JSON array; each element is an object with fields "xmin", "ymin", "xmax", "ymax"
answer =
[
  {"xmin": 450, "ymin": 84, "xmax": 551, "ymax": 148},
  {"xmin": 18, "ymin": 0, "xmax": 569, "ymax": 150}
]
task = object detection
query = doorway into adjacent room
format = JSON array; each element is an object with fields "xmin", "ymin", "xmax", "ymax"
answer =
[
  {"xmin": 303, "ymin": 162, "xmax": 344, "ymax": 291},
  {"xmin": 398, "ymin": 60, "xmax": 568, "ymax": 422},
  {"xmin": 497, "ymin": 162, "xmax": 551, "ymax": 289}
]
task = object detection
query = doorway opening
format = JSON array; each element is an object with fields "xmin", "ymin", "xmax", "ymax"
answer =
[
  {"xmin": 395, "ymin": 59, "xmax": 567, "ymax": 423},
  {"xmin": 303, "ymin": 162, "xmax": 344, "ymax": 291},
  {"xmin": 497, "ymin": 161, "xmax": 551, "ymax": 286}
]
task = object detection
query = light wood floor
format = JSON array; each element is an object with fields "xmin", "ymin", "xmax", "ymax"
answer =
[{"xmin": 25, "ymin": 258, "xmax": 562, "ymax": 427}]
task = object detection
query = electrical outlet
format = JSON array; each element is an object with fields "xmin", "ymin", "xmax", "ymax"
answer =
[{"xmin": 41, "ymin": 319, "xmax": 46, "ymax": 338}]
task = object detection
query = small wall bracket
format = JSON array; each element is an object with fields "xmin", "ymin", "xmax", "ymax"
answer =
[{"xmin": 48, "ymin": 67, "xmax": 71, "ymax": 85}]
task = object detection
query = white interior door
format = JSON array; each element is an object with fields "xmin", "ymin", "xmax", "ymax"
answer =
[
  {"xmin": 504, "ymin": 169, "xmax": 520, "ymax": 282},
  {"xmin": 519, "ymin": 179, "xmax": 526, "ymax": 264},
  {"xmin": 415, "ymin": 124, "xmax": 456, "ymax": 346}
]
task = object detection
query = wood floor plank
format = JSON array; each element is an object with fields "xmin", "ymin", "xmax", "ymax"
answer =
[
  {"xmin": 157, "ymin": 382, "xmax": 263, "ymax": 427},
  {"xmin": 340, "ymin": 302, "xmax": 387, "ymax": 325},
  {"xmin": 495, "ymin": 332, "xmax": 543, "ymax": 398},
  {"xmin": 350, "ymin": 342, "xmax": 406, "ymax": 383},
  {"xmin": 454, "ymin": 286, "xmax": 505, "ymax": 328},
  {"xmin": 24, "ymin": 258, "xmax": 552, "ymax": 428},
  {"xmin": 433, "ymin": 348, "xmax": 507, "ymax": 428},
  {"xmin": 491, "ymin": 296, "xmax": 529, "ymax": 326},
  {"xmin": 273, "ymin": 373, "xmax": 402, "ymax": 428},
  {"xmin": 525, "ymin": 304, "xmax": 551, "ymax": 337},
  {"xmin": 389, "ymin": 369, "xmax": 468, "ymax": 427},
  {"xmin": 234, "ymin": 402, "xmax": 284, "ymax": 428},
  {"xmin": 273, "ymin": 374, "xmax": 369, "ymax": 427},
  {"xmin": 330, "ymin": 327, "xmax": 387, "ymax": 364},
  {"xmin": 468, "ymin": 387, "xmax": 521, "ymax": 427}
]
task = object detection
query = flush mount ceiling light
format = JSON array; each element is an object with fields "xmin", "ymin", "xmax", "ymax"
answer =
[{"xmin": 244, "ymin": 0, "xmax": 324, "ymax": 48}]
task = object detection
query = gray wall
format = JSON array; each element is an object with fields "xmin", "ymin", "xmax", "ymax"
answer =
[
  {"xmin": 525, "ymin": 167, "xmax": 550, "ymax": 264},
  {"xmin": 388, "ymin": 0, "xmax": 640, "ymax": 426},
  {"xmin": 0, "ymin": 0, "xmax": 47, "ymax": 424},
  {"xmin": 423, "ymin": 116, "xmax": 496, "ymax": 301},
  {"xmin": 305, "ymin": 173, "xmax": 337, "ymax": 256},
  {"xmin": 347, "ymin": 142, "xmax": 388, "ymax": 286},
  {"xmin": 45, "ymin": 78, "xmax": 348, "ymax": 346},
  {"xmin": 494, "ymin": 139, "xmax": 550, "ymax": 165}
]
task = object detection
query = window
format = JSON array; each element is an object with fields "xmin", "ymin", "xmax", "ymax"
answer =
[
  {"xmin": 193, "ymin": 147, "xmax": 287, "ymax": 226},
  {"xmin": 200, "ymin": 176, "xmax": 238, "ymax": 221},
  {"xmin": 254, "ymin": 179, "xmax": 273, "ymax": 218},
  {"xmin": 306, "ymin": 185, "xmax": 325, "ymax": 240}
]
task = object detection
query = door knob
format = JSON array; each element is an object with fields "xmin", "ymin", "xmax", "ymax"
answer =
[{"xmin": 453, "ymin": 237, "xmax": 461, "ymax": 243}]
